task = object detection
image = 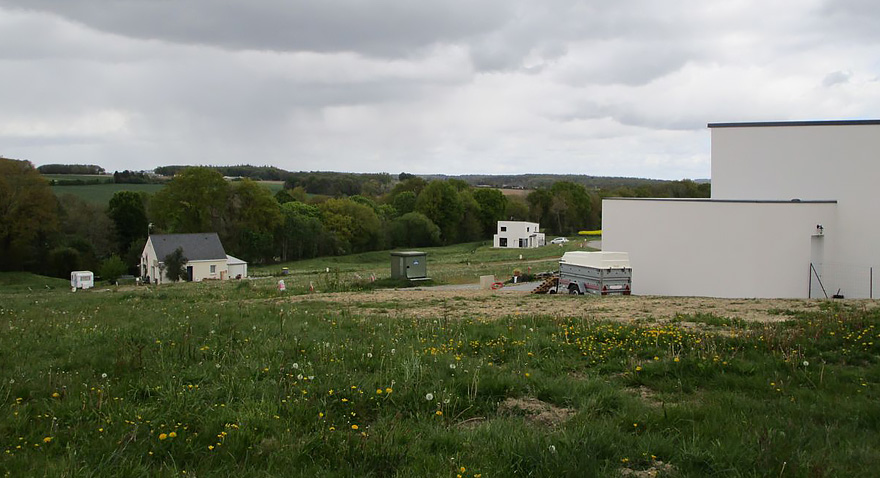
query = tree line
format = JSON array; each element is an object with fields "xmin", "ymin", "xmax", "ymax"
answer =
[{"xmin": 2, "ymin": 158, "xmax": 709, "ymax": 281}]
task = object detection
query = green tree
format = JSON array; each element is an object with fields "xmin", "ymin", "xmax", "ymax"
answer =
[
  {"xmin": 504, "ymin": 195, "xmax": 530, "ymax": 222},
  {"xmin": 319, "ymin": 198, "xmax": 382, "ymax": 254},
  {"xmin": 99, "ymin": 255, "xmax": 128, "ymax": 283},
  {"xmin": 472, "ymin": 188, "xmax": 508, "ymax": 237},
  {"xmin": 47, "ymin": 246, "xmax": 80, "ymax": 278},
  {"xmin": 149, "ymin": 167, "xmax": 229, "ymax": 233},
  {"xmin": 415, "ymin": 180, "xmax": 463, "ymax": 245},
  {"xmin": 392, "ymin": 191, "xmax": 417, "ymax": 216},
  {"xmin": 548, "ymin": 181, "xmax": 592, "ymax": 234},
  {"xmin": 457, "ymin": 190, "xmax": 484, "ymax": 242},
  {"xmin": 108, "ymin": 191, "xmax": 149, "ymax": 255},
  {"xmin": 58, "ymin": 193, "xmax": 116, "ymax": 266},
  {"xmin": 278, "ymin": 202, "xmax": 326, "ymax": 261},
  {"xmin": 390, "ymin": 177, "xmax": 427, "ymax": 198},
  {"xmin": 163, "ymin": 247, "xmax": 188, "ymax": 282},
  {"xmin": 224, "ymin": 179, "xmax": 282, "ymax": 263},
  {"xmin": 0, "ymin": 159, "xmax": 59, "ymax": 271},
  {"xmin": 390, "ymin": 212, "xmax": 441, "ymax": 247}
]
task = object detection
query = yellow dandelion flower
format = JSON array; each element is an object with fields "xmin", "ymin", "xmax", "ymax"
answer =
[
  {"xmin": 351, "ymin": 424, "xmax": 359, "ymax": 430},
  {"xmin": 42, "ymin": 437, "xmax": 53, "ymax": 443},
  {"xmin": 159, "ymin": 433, "xmax": 168, "ymax": 440},
  {"xmin": 460, "ymin": 466, "xmax": 466, "ymax": 473},
  {"xmin": 208, "ymin": 445, "xmax": 214, "ymax": 450},
  {"xmin": 52, "ymin": 392, "xmax": 60, "ymax": 398},
  {"xmin": 385, "ymin": 388, "xmax": 392, "ymax": 394},
  {"xmin": 435, "ymin": 410, "xmax": 443, "ymax": 416},
  {"xmin": 376, "ymin": 389, "xmax": 383, "ymax": 394},
  {"xmin": 169, "ymin": 432, "xmax": 177, "ymax": 438}
]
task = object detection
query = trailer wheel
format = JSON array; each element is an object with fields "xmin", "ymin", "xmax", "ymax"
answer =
[
  {"xmin": 548, "ymin": 289, "xmax": 557, "ymax": 294},
  {"xmin": 568, "ymin": 284, "xmax": 581, "ymax": 295}
]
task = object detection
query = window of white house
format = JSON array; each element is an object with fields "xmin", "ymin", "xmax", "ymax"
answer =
[
  {"xmin": 499, "ymin": 238, "xmax": 508, "ymax": 247},
  {"xmin": 526, "ymin": 227, "xmax": 530, "ymax": 232},
  {"xmin": 500, "ymin": 226, "xmax": 507, "ymax": 232},
  {"xmin": 210, "ymin": 265, "xmax": 216, "ymax": 274}
]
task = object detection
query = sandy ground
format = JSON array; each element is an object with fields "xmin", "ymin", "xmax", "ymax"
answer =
[{"xmin": 280, "ymin": 286, "xmax": 879, "ymax": 323}]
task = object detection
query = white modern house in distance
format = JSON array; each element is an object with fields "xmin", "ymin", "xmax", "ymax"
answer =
[
  {"xmin": 493, "ymin": 221, "xmax": 546, "ymax": 248},
  {"xmin": 603, "ymin": 119, "xmax": 880, "ymax": 299},
  {"xmin": 141, "ymin": 233, "xmax": 247, "ymax": 284}
]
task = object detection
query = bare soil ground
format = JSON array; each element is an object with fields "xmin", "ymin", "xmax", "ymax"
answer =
[{"xmin": 281, "ymin": 288, "xmax": 880, "ymax": 323}]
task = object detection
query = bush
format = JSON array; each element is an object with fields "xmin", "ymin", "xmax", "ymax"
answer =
[{"xmin": 99, "ymin": 255, "xmax": 128, "ymax": 283}]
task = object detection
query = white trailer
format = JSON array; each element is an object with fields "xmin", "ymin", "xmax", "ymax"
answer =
[
  {"xmin": 70, "ymin": 271, "xmax": 94, "ymax": 290},
  {"xmin": 557, "ymin": 252, "xmax": 631, "ymax": 295}
]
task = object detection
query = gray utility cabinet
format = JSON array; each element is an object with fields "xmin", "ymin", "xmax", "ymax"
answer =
[
  {"xmin": 390, "ymin": 251, "xmax": 428, "ymax": 279},
  {"xmin": 558, "ymin": 251, "xmax": 632, "ymax": 295}
]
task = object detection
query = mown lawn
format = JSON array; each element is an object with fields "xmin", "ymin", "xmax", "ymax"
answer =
[{"xmin": 0, "ymin": 274, "xmax": 878, "ymax": 476}]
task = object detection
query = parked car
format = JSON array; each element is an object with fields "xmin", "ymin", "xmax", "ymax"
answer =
[{"xmin": 550, "ymin": 237, "xmax": 569, "ymax": 245}]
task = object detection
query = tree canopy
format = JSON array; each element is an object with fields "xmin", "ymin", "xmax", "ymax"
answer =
[{"xmin": 0, "ymin": 159, "xmax": 59, "ymax": 271}]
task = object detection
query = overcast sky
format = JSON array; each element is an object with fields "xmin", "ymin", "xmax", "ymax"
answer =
[{"xmin": 2, "ymin": 1, "xmax": 879, "ymax": 180}]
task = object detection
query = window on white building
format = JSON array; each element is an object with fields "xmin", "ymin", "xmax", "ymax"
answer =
[
  {"xmin": 210, "ymin": 265, "xmax": 216, "ymax": 274},
  {"xmin": 499, "ymin": 238, "xmax": 508, "ymax": 247},
  {"xmin": 500, "ymin": 226, "xmax": 507, "ymax": 232}
]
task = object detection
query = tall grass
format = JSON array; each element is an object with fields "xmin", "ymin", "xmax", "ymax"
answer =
[{"xmin": 0, "ymin": 279, "xmax": 878, "ymax": 476}]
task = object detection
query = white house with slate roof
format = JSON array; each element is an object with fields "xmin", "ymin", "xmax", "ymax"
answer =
[{"xmin": 141, "ymin": 233, "xmax": 245, "ymax": 284}]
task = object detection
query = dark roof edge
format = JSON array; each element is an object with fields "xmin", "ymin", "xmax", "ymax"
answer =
[
  {"xmin": 709, "ymin": 119, "xmax": 880, "ymax": 128},
  {"xmin": 604, "ymin": 198, "xmax": 837, "ymax": 204}
]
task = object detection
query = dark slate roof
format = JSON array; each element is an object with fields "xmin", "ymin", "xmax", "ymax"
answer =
[{"xmin": 150, "ymin": 233, "xmax": 227, "ymax": 262}]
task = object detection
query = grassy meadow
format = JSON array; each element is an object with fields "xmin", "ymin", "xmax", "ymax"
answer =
[
  {"xmin": 48, "ymin": 181, "xmax": 285, "ymax": 205},
  {"xmin": 1, "ymin": 244, "xmax": 879, "ymax": 476}
]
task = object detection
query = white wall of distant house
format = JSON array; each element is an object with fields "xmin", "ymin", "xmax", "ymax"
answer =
[
  {"xmin": 602, "ymin": 199, "xmax": 837, "ymax": 298},
  {"xmin": 493, "ymin": 221, "xmax": 544, "ymax": 248}
]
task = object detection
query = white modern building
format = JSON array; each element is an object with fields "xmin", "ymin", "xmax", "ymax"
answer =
[
  {"xmin": 493, "ymin": 221, "xmax": 546, "ymax": 248},
  {"xmin": 602, "ymin": 119, "xmax": 880, "ymax": 299},
  {"xmin": 141, "ymin": 233, "xmax": 247, "ymax": 284}
]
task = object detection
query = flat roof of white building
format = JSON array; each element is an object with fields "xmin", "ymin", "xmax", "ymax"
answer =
[{"xmin": 708, "ymin": 119, "xmax": 880, "ymax": 128}]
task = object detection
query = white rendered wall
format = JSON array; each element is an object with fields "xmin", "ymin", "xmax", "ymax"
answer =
[
  {"xmin": 493, "ymin": 221, "xmax": 541, "ymax": 248},
  {"xmin": 602, "ymin": 199, "xmax": 837, "ymax": 298},
  {"xmin": 711, "ymin": 123, "xmax": 880, "ymax": 278},
  {"xmin": 188, "ymin": 260, "xmax": 228, "ymax": 282}
]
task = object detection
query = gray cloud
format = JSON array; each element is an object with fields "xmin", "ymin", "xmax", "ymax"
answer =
[{"xmin": 2, "ymin": 1, "xmax": 880, "ymax": 180}]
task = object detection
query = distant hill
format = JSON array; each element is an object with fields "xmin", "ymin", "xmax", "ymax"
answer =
[{"xmin": 420, "ymin": 173, "xmax": 709, "ymax": 190}]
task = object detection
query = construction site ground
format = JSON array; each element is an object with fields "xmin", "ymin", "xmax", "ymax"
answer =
[{"xmin": 281, "ymin": 286, "xmax": 879, "ymax": 324}]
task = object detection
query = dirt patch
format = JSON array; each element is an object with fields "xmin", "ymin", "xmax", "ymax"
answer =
[
  {"xmin": 498, "ymin": 397, "xmax": 576, "ymax": 427},
  {"xmin": 619, "ymin": 460, "xmax": 676, "ymax": 477},
  {"xmin": 626, "ymin": 386, "xmax": 664, "ymax": 408},
  {"xmin": 279, "ymin": 288, "xmax": 875, "ymax": 323}
]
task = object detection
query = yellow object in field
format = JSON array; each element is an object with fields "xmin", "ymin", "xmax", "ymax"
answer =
[{"xmin": 578, "ymin": 230, "xmax": 602, "ymax": 236}]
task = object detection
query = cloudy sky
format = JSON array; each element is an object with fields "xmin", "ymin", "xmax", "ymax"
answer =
[{"xmin": 1, "ymin": 1, "xmax": 879, "ymax": 180}]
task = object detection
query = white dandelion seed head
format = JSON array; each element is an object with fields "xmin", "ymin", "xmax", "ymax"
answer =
[
  {"xmin": 366, "ymin": 353, "xmax": 373, "ymax": 358},
  {"xmin": 292, "ymin": 363, "xmax": 299, "ymax": 369},
  {"xmin": 101, "ymin": 373, "xmax": 108, "ymax": 379},
  {"xmin": 297, "ymin": 374, "xmax": 303, "ymax": 380},
  {"xmin": 803, "ymin": 360, "xmax": 809, "ymax": 367},
  {"xmin": 425, "ymin": 393, "xmax": 434, "ymax": 401},
  {"xmin": 449, "ymin": 363, "xmax": 456, "ymax": 369}
]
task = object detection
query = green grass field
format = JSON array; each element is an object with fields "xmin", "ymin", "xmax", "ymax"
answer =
[
  {"xmin": 49, "ymin": 180, "xmax": 284, "ymax": 205},
  {"xmin": 1, "ymin": 243, "xmax": 878, "ymax": 476}
]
